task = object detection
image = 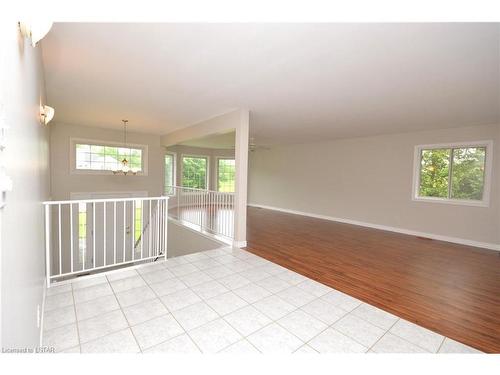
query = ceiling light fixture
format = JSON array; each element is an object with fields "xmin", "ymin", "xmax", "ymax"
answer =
[
  {"xmin": 39, "ymin": 105, "xmax": 55, "ymax": 125},
  {"xmin": 18, "ymin": 21, "xmax": 53, "ymax": 47},
  {"xmin": 113, "ymin": 119, "xmax": 138, "ymax": 175}
]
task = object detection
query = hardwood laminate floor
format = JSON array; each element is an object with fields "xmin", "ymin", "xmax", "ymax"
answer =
[{"xmin": 244, "ymin": 207, "xmax": 500, "ymax": 353}]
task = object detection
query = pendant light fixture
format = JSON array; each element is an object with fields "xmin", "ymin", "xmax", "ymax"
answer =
[{"xmin": 113, "ymin": 119, "xmax": 138, "ymax": 175}]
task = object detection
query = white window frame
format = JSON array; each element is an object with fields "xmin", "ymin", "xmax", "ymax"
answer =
[
  {"xmin": 412, "ymin": 140, "xmax": 493, "ymax": 207},
  {"xmin": 164, "ymin": 151, "xmax": 176, "ymax": 196},
  {"xmin": 70, "ymin": 137, "xmax": 149, "ymax": 176},
  {"xmin": 180, "ymin": 154, "xmax": 209, "ymax": 191},
  {"xmin": 216, "ymin": 156, "xmax": 236, "ymax": 192}
]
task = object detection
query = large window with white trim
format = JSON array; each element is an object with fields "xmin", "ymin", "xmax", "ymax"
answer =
[
  {"xmin": 181, "ymin": 156, "xmax": 208, "ymax": 189},
  {"xmin": 413, "ymin": 141, "xmax": 492, "ymax": 206},
  {"xmin": 72, "ymin": 139, "xmax": 147, "ymax": 175}
]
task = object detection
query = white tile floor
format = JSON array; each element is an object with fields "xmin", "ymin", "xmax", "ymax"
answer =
[{"xmin": 42, "ymin": 246, "xmax": 483, "ymax": 354}]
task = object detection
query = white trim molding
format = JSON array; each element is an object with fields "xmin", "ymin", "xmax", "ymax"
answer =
[
  {"xmin": 412, "ymin": 140, "xmax": 493, "ymax": 207},
  {"xmin": 248, "ymin": 203, "xmax": 500, "ymax": 252},
  {"xmin": 232, "ymin": 240, "xmax": 247, "ymax": 248},
  {"xmin": 164, "ymin": 151, "xmax": 177, "ymax": 194}
]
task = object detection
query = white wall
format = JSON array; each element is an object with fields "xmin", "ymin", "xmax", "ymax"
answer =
[
  {"xmin": 50, "ymin": 123, "xmax": 164, "ymax": 200},
  {"xmin": 166, "ymin": 144, "xmax": 235, "ymax": 192},
  {"xmin": 167, "ymin": 220, "xmax": 223, "ymax": 257},
  {"xmin": 249, "ymin": 124, "xmax": 500, "ymax": 248},
  {"xmin": 0, "ymin": 23, "xmax": 51, "ymax": 347}
]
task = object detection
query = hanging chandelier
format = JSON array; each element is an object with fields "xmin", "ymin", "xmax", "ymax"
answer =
[{"xmin": 113, "ymin": 119, "xmax": 138, "ymax": 175}]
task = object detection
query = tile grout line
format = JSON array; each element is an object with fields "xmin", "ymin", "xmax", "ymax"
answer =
[
  {"xmin": 213, "ymin": 280, "xmax": 318, "ymax": 351},
  {"xmin": 72, "ymin": 272, "xmax": 148, "ymax": 352},
  {"xmin": 45, "ymin": 250, "xmax": 291, "ymax": 352},
  {"xmin": 215, "ymin": 287, "xmax": 348, "ymax": 352},
  {"xmin": 275, "ymin": 299, "xmax": 354, "ymax": 352},
  {"xmin": 151, "ymin": 252, "xmax": 288, "ymax": 352},
  {"xmin": 277, "ymin": 305, "xmax": 348, "ymax": 348},
  {"xmin": 129, "ymin": 266, "xmax": 196, "ymax": 352},
  {"xmin": 205, "ymin": 267, "xmax": 403, "ymax": 353},
  {"xmin": 133, "ymin": 269, "xmax": 200, "ymax": 353},
  {"xmin": 47, "ymin": 274, "xmax": 314, "ymax": 353},
  {"xmin": 109, "ymin": 271, "xmax": 146, "ymax": 353},
  {"xmin": 76, "ymin": 273, "xmax": 405, "ymax": 353},
  {"xmin": 70, "ymin": 283, "xmax": 82, "ymax": 353},
  {"xmin": 50, "ymin": 263, "xmax": 328, "ymax": 352},
  {"xmin": 85, "ymin": 254, "xmax": 345, "ymax": 352},
  {"xmin": 46, "ymin": 248, "xmax": 462, "ymax": 354},
  {"xmin": 174, "ymin": 273, "xmax": 241, "ymax": 353},
  {"xmin": 365, "ymin": 317, "xmax": 402, "ymax": 353},
  {"xmin": 435, "ymin": 335, "xmax": 447, "ymax": 353},
  {"xmin": 217, "ymin": 256, "xmax": 455, "ymax": 354},
  {"xmin": 386, "ymin": 322, "xmax": 446, "ymax": 353},
  {"xmin": 243, "ymin": 251, "xmax": 466, "ymax": 353},
  {"xmin": 134, "ymin": 266, "xmax": 206, "ymax": 354},
  {"xmin": 77, "ymin": 287, "xmax": 137, "ymax": 351}
]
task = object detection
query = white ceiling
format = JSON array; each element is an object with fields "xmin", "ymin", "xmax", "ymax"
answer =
[{"xmin": 42, "ymin": 23, "xmax": 499, "ymax": 144}]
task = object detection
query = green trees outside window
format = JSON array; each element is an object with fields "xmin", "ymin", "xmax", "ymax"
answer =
[
  {"xmin": 418, "ymin": 146, "xmax": 486, "ymax": 201},
  {"xmin": 419, "ymin": 149, "xmax": 451, "ymax": 198},
  {"xmin": 218, "ymin": 159, "xmax": 235, "ymax": 192},
  {"xmin": 76, "ymin": 143, "xmax": 142, "ymax": 172},
  {"xmin": 182, "ymin": 156, "xmax": 207, "ymax": 189}
]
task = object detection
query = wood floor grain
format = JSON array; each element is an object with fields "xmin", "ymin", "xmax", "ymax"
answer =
[{"xmin": 244, "ymin": 206, "xmax": 500, "ymax": 353}]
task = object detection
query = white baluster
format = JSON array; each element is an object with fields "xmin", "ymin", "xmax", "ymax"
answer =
[
  {"xmin": 92, "ymin": 202, "xmax": 96, "ymax": 268},
  {"xmin": 70, "ymin": 203, "xmax": 74, "ymax": 274},
  {"xmin": 113, "ymin": 201, "xmax": 117, "ymax": 265},
  {"xmin": 123, "ymin": 201, "xmax": 126, "ymax": 262},
  {"xmin": 58, "ymin": 204, "xmax": 62, "ymax": 275},
  {"xmin": 44, "ymin": 204, "xmax": 51, "ymax": 288},
  {"xmin": 103, "ymin": 202, "xmax": 106, "ymax": 266}
]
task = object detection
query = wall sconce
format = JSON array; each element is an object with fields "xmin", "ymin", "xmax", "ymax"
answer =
[
  {"xmin": 18, "ymin": 21, "xmax": 53, "ymax": 47},
  {"xmin": 40, "ymin": 105, "xmax": 55, "ymax": 125}
]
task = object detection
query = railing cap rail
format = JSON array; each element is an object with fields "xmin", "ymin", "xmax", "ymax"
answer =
[
  {"xmin": 166, "ymin": 185, "xmax": 235, "ymax": 195},
  {"xmin": 43, "ymin": 196, "xmax": 169, "ymax": 205}
]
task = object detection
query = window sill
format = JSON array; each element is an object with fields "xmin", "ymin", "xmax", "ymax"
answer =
[
  {"xmin": 71, "ymin": 169, "xmax": 147, "ymax": 176},
  {"xmin": 412, "ymin": 196, "xmax": 489, "ymax": 208}
]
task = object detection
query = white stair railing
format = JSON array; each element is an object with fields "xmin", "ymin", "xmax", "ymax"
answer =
[
  {"xmin": 165, "ymin": 186, "xmax": 234, "ymax": 239},
  {"xmin": 43, "ymin": 196, "xmax": 169, "ymax": 287}
]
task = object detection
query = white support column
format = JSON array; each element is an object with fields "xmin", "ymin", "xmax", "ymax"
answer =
[
  {"xmin": 234, "ymin": 109, "xmax": 249, "ymax": 247},
  {"xmin": 160, "ymin": 109, "xmax": 250, "ymax": 247}
]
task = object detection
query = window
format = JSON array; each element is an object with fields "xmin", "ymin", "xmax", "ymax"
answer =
[
  {"xmin": 164, "ymin": 153, "xmax": 175, "ymax": 195},
  {"xmin": 71, "ymin": 138, "xmax": 148, "ymax": 175},
  {"xmin": 218, "ymin": 158, "xmax": 235, "ymax": 192},
  {"xmin": 413, "ymin": 142, "xmax": 492, "ymax": 206},
  {"xmin": 181, "ymin": 156, "xmax": 207, "ymax": 189}
]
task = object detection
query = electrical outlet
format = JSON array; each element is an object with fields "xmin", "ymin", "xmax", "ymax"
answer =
[{"xmin": 36, "ymin": 304, "xmax": 41, "ymax": 328}]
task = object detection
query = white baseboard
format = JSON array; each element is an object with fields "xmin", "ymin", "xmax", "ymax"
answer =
[
  {"xmin": 248, "ymin": 203, "xmax": 500, "ymax": 252},
  {"xmin": 232, "ymin": 240, "xmax": 247, "ymax": 248}
]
